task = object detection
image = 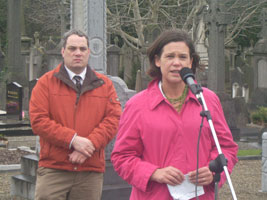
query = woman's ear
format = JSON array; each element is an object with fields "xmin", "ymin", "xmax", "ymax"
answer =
[
  {"xmin": 189, "ymin": 58, "xmax": 193, "ymax": 69},
  {"xmin": 155, "ymin": 55, "xmax": 160, "ymax": 68}
]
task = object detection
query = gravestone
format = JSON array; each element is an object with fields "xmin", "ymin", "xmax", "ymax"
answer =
[
  {"xmin": 253, "ymin": 8, "xmax": 267, "ymax": 90},
  {"xmin": 105, "ymin": 76, "xmax": 136, "ymax": 160},
  {"xmin": 232, "ymin": 82, "xmax": 241, "ymax": 98},
  {"xmin": 29, "ymin": 79, "xmax": 38, "ymax": 101},
  {"xmin": 107, "ymin": 45, "xmax": 120, "ymax": 76},
  {"xmin": 121, "ymin": 43, "xmax": 133, "ymax": 84},
  {"xmin": 231, "ymin": 66, "xmax": 245, "ymax": 99},
  {"xmin": 225, "ymin": 40, "xmax": 238, "ymax": 73},
  {"xmin": 250, "ymin": 8, "xmax": 267, "ymax": 108},
  {"xmin": 45, "ymin": 34, "xmax": 62, "ymax": 73},
  {"xmin": 29, "ymin": 79, "xmax": 40, "ymax": 155},
  {"xmin": 257, "ymin": 59, "xmax": 267, "ymax": 88},
  {"xmin": 45, "ymin": 48, "xmax": 62, "ymax": 72},
  {"xmin": 45, "ymin": 36, "xmax": 57, "ymax": 51},
  {"xmin": 144, "ymin": 26, "xmax": 161, "ymax": 44},
  {"xmin": 6, "ymin": 82, "xmax": 23, "ymax": 121},
  {"xmin": 204, "ymin": 0, "xmax": 232, "ymax": 93},
  {"xmin": 194, "ymin": 12, "xmax": 209, "ymax": 68},
  {"xmin": 29, "ymin": 33, "xmax": 44, "ymax": 81}
]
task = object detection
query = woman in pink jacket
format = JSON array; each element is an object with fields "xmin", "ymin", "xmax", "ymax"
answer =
[{"xmin": 111, "ymin": 29, "xmax": 238, "ymax": 200}]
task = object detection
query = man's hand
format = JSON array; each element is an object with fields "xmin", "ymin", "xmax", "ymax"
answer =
[
  {"xmin": 150, "ymin": 166, "xmax": 185, "ymax": 186},
  {"xmin": 71, "ymin": 136, "xmax": 95, "ymax": 157},
  {"xmin": 188, "ymin": 166, "xmax": 213, "ymax": 186},
  {"xmin": 69, "ymin": 150, "xmax": 88, "ymax": 164}
]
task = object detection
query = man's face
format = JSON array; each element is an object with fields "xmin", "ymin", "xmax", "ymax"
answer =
[{"xmin": 61, "ymin": 34, "xmax": 90, "ymax": 74}]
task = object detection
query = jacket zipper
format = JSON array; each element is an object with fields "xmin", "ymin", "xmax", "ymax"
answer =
[
  {"xmin": 74, "ymin": 91, "xmax": 80, "ymax": 130},
  {"xmin": 75, "ymin": 92, "xmax": 80, "ymax": 105}
]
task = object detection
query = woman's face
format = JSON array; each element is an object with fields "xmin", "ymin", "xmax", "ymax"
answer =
[{"xmin": 155, "ymin": 41, "xmax": 193, "ymax": 85}]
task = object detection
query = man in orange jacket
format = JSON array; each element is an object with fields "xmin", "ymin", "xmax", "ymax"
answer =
[{"xmin": 29, "ymin": 29, "xmax": 121, "ymax": 200}]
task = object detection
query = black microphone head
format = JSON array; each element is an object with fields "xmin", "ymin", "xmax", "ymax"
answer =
[{"xmin": 179, "ymin": 67, "xmax": 195, "ymax": 83}]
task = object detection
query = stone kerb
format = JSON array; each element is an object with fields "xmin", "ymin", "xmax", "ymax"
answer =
[{"xmin": 262, "ymin": 132, "xmax": 267, "ymax": 192}]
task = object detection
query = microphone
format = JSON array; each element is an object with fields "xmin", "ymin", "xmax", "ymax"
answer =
[{"xmin": 179, "ymin": 67, "xmax": 202, "ymax": 95}]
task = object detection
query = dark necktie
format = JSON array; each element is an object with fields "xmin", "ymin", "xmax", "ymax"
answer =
[{"xmin": 73, "ymin": 75, "xmax": 82, "ymax": 93}]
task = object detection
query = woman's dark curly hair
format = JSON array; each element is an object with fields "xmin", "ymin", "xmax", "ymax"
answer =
[{"xmin": 147, "ymin": 29, "xmax": 200, "ymax": 80}]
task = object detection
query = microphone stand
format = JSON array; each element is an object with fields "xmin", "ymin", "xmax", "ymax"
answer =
[{"xmin": 192, "ymin": 84, "xmax": 237, "ymax": 200}]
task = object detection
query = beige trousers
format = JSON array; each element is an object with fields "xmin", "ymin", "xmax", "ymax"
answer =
[{"xmin": 35, "ymin": 167, "xmax": 103, "ymax": 200}]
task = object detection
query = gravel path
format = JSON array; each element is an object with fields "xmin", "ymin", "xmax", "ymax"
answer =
[
  {"xmin": 0, "ymin": 141, "xmax": 266, "ymax": 199},
  {"xmin": 0, "ymin": 171, "xmax": 21, "ymax": 200},
  {"xmin": 1, "ymin": 160, "xmax": 266, "ymax": 200},
  {"xmin": 219, "ymin": 160, "xmax": 267, "ymax": 199}
]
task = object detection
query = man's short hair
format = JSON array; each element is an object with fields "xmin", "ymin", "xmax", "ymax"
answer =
[{"xmin": 62, "ymin": 29, "xmax": 89, "ymax": 48}]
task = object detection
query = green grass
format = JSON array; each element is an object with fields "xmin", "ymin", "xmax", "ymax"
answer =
[{"xmin": 237, "ymin": 149, "xmax": 262, "ymax": 156}]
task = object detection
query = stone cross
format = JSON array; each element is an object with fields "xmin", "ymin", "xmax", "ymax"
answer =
[
  {"xmin": 20, "ymin": 1, "xmax": 31, "ymax": 53},
  {"xmin": 34, "ymin": 32, "xmax": 40, "ymax": 48},
  {"xmin": 71, "ymin": 0, "xmax": 107, "ymax": 74},
  {"xmin": 204, "ymin": 0, "xmax": 232, "ymax": 93}
]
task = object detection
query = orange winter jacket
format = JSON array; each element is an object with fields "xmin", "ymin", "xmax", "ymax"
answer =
[{"xmin": 29, "ymin": 63, "xmax": 121, "ymax": 172}]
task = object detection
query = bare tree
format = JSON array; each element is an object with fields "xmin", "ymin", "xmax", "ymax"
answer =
[
  {"xmin": 224, "ymin": 0, "xmax": 267, "ymax": 45},
  {"xmin": 21, "ymin": 0, "xmax": 267, "ymax": 50},
  {"xmin": 107, "ymin": 0, "xmax": 267, "ymax": 50},
  {"xmin": 24, "ymin": 0, "xmax": 70, "ymax": 39}
]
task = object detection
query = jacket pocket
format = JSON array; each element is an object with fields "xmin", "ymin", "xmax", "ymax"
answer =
[
  {"xmin": 48, "ymin": 145, "xmax": 68, "ymax": 162},
  {"xmin": 39, "ymin": 140, "xmax": 50, "ymax": 160}
]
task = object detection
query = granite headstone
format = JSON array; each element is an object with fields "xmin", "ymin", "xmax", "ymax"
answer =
[{"xmin": 6, "ymin": 82, "xmax": 23, "ymax": 120}]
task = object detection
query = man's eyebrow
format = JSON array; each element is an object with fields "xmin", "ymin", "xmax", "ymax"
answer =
[{"xmin": 67, "ymin": 45, "xmax": 88, "ymax": 49}]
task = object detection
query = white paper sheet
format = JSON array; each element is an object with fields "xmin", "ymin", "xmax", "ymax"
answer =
[{"xmin": 167, "ymin": 174, "xmax": 205, "ymax": 200}]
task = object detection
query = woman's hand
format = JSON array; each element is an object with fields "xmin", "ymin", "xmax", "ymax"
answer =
[
  {"xmin": 150, "ymin": 166, "xmax": 185, "ymax": 186},
  {"xmin": 188, "ymin": 166, "xmax": 213, "ymax": 186}
]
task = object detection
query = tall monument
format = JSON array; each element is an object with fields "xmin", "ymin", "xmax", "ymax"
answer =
[
  {"xmin": 70, "ymin": 0, "xmax": 135, "ymax": 106},
  {"xmin": 7, "ymin": 0, "xmax": 26, "ymax": 85},
  {"xmin": 204, "ymin": 0, "xmax": 232, "ymax": 93},
  {"xmin": 71, "ymin": 0, "xmax": 106, "ymax": 74},
  {"xmin": 70, "ymin": 1, "xmax": 134, "ymax": 199}
]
